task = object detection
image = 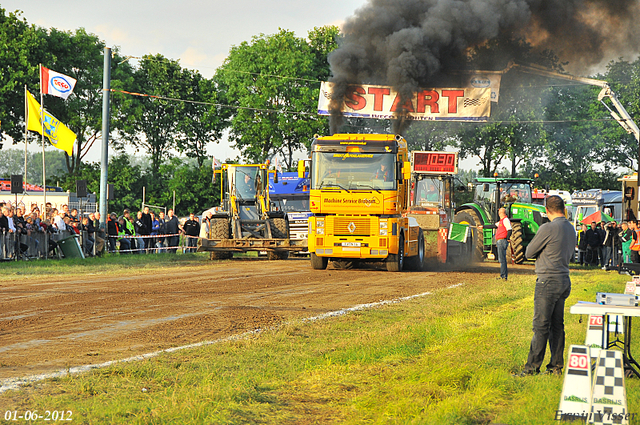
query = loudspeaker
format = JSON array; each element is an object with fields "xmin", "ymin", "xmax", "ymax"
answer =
[
  {"xmin": 107, "ymin": 184, "xmax": 115, "ymax": 200},
  {"xmin": 10, "ymin": 175, "xmax": 23, "ymax": 194},
  {"xmin": 76, "ymin": 180, "xmax": 87, "ymax": 198}
]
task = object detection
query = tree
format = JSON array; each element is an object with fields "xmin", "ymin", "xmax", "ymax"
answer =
[
  {"xmin": 114, "ymin": 54, "xmax": 190, "ymax": 181},
  {"xmin": 0, "ymin": 8, "xmax": 48, "ymax": 143},
  {"xmin": 175, "ymin": 71, "xmax": 229, "ymax": 168},
  {"xmin": 41, "ymin": 28, "xmax": 133, "ymax": 175},
  {"xmin": 215, "ymin": 28, "xmax": 332, "ymax": 167}
]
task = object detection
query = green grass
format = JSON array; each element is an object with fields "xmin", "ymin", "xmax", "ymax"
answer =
[
  {"xmin": 0, "ymin": 252, "xmax": 244, "ymax": 277},
  {"xmin": 1, "ymin": 267, "xmax": 638, "ymax": 424}
]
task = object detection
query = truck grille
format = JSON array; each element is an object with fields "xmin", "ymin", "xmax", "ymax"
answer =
[{"xmin": 333, "ymin": 217, "xmax": 371, "ymax": 236}]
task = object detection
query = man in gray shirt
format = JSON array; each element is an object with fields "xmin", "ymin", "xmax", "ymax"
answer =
[{"xmin": 515, "ymin": 195, "xmax": 576, "ymax": 376}]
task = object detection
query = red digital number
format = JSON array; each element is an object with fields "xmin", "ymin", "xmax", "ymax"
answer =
[
  {"xmin": 568, "ymin": 354, "xmax": 589, "ymax": 370},
  {"xmin": 589, "ymin": 315, "xmax": 603, "ymax": 326}
]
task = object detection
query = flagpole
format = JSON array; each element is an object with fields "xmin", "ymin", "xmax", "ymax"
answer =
[
  {"xmin": 40, "ymin": 64, "xmax": 46, "ymax": 213},
  {"xmin": 24, "ymin": 85, "xmax": 28, "ymax": 186}
]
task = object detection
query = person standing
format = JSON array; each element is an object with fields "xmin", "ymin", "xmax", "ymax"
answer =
[
  {"xmin": 631, "ymin": 220, "xmax": 640, "ymax": 263},
  {"xmin": 494, "ymin": 207, "xmax": 512, "ymax": 280},
  {"xmin": 576, "ymin": 224, "xmax": 588, "ymax": 266},
  {"xmin": 619, "ymin": 222, "xmax": 632, "ymax": 264},
  {"xmin": 514, "ymin": 195, "xmax": 576, "ymax": 376},
  {"xmin": 183, "ymin": 213, "xmax": 200, "ymax": 253},
  {"xmin": 157, "ymin": 211, "xmax": 167, "ymax": 252},
  {"xmin": 165, "ymin": 209, "xmax": 180, "ymax": 253},
  {"xmin": 585, "ymin": 221, "xmax": 601, "ymax": 266}
]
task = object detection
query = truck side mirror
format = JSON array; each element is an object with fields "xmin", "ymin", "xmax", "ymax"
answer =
[
  {"xmin": 297, "ymin": 160, "xmax": 305, "ymax": 179},
  {"xmin": 483, "ymin": 183, "xmax": 490, "ymax": 192},
  {"xmin": 274, "ymin": 170, "xmax": 278, "ymax": 184},
  {"xmin": 404, "ymin": 161, "xmax": 411, "ymax": 181}
]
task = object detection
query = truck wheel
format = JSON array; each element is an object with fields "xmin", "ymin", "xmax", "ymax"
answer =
[
  {"xmin": 209, "ymin": 218, "xmax": 232, "ymax": 260},
  {"xmin": 454, "ymin": 210, "xmax": 484, "ymax": 262},
  {"xmin": 268, "ymin": 251, "xmax": 290, "ymax": 260},
  {"xmin": 269, "ymin": 218, "xmax": 289, "ymax": 239},
  {"xmin": 333, "ymin": 260, "xmax": 355, "ymax": 269},
  {"xmin": 386, "ymin": 233, "xmax": 405, "ymax": 272},
  {"xmin": 509, "ymin": 222, "xmax": 525, "ymax": 264},
  {"xmin": 310, "ymin": 253, "xmax": 328, "ymax": 270},
  {"xmin": 405, "ymin": 228, "xmax": 425, "ymax": 271}
]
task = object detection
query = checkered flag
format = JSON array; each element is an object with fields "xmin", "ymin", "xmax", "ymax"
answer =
[{"xmin": 463, "ymin": 97, "xmax": 488, "ymax": 108}]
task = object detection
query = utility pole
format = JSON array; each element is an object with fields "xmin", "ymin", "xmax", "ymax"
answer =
[{"xmin": 99, "ymin": 47, "xmax": 111, "ymax": 232}]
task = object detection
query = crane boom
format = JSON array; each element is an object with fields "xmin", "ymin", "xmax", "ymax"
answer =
[{"xmin": 506, "ymin": 63, "xmax": 640, "ymax": 143}]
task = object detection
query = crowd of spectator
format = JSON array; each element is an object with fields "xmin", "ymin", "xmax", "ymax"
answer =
[
  {"xmin": 1, "ymin": 200, "xmax": 204, "ymax": 259},
  {"xmin": 575, "ymin": 220, "xmax": 635, "ymax": 268}
]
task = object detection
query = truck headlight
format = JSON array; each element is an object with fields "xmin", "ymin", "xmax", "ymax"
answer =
[
  {"xmin": 317, "ymin": 220, "xmax": 325, "ymax": 227},
  {"xmin": 379, "ymin": 220, "xmax": 388, "ymax": 235},
  {"xmin": 316, "ymin": 227, "xmax": 325, "ymax": 235}
]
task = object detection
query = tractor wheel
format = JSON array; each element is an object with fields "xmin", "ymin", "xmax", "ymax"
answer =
[
  {"xmin": 267, "ymin": 250, "xmax": 290, "ymax": 260},
  {"xmin": 405, "ymin": 228, "xmax": 425, "ymax": 271},
  {"xmin": 310, "ymin": 253, "xmax": 328, "ymax": 270},
  {"xmin": 454, "ymin": 209, "xmax": 484, "ymax": 262},
  {"xmin": 269, "ymin": 218, "xmax": 289, "ymax": 239},
  {"xmin": 209, "ymin": 218, "xmax": 232, "ymax": 260},
  {"xmin": 386, "ymin": 232, "xmax": 405, "ymax": 272},
  {"xmin": 509, "ymin": 222, "xmax": 525, "ymax": 264}
]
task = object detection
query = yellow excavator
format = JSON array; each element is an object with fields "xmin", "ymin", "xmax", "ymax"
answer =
[{"xmin": 198, "ymin": 163, "xmax": 306, "ymax": 260}]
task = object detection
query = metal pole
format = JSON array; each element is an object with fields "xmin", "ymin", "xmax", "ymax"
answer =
[
  {"xmin": 24, "ymin": 85, "xmax": 29, "ymax": 185},
  {"xmin": 99, "ymin": 47, "xmax": 111, "ymax": 233},
  {"xmin": 40, "ymin": 65, "xmax": 46, "ymax": 212}
]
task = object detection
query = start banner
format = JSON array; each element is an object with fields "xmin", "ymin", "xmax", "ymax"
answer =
[{"xmin": 318, "ymin": 82, "xmax": 491, "ymax": 122}]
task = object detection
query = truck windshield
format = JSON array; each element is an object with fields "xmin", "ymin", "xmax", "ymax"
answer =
[
  {"xmin": 413, "ymin": 177, "xmax": 443, "ymax": 206},
  {"xmin": 500, "ymin": 183, "xmax": 532, "ymax": 204},
  {"xmin": 312, "ymin": 152, "xmax": 396, "ymax": 191},
  {"xmin": 235, "ymin": 167, "xmax": 262, "ymax": 200}
]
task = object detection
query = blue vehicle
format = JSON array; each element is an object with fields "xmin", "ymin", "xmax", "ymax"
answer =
[{"xmin": 269, "ymin": 172, "xmax": 311, "ymax": 249}]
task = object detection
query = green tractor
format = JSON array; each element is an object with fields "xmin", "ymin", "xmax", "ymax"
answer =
[{"xmin": 453, "ymin": 178, "xmax": 548, "ymax": 264}]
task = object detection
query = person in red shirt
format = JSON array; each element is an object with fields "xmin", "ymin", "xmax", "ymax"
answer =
[{"xmin": 495, "ymin": 207, "xmax": 512, "ymax": 280}]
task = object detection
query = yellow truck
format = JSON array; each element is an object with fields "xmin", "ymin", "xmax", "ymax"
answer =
[{"xmin": 301, "ymin": 133, "xmax": 424, "ymax": 271}]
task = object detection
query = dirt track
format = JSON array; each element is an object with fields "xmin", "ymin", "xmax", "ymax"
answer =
[{"xmin": 0, "ymin": 258, "xmax": 536, "ymax": 383}]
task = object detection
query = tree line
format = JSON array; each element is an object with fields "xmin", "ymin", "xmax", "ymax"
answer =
[{"xmin": 1, "ymin": 7, "xmax": 638, "ymax": 215}]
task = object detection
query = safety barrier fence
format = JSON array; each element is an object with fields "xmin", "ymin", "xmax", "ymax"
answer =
[
  {"xmin": 0, "ymin": 230, "xmax": 197, "ymax": 261},
  {"xmin": 106, "ymin": 233, "xmax": 197, "ymax": 254}
]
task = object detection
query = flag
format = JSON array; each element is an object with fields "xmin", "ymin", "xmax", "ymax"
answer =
[
  {"xmin": 26, "ymin": 90, "xmax": 76, "ymax": 156},
  {"xmin": 448, "ymin": 222, "xmax": 469, "ymax": 243},
  {"xmin": 41, "ymin": 66, "xmax": 77, "ymax": 100}
]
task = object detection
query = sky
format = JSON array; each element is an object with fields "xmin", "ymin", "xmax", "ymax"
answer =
[{"xmin": 2, "ymin": 0, "xmax": 367, "ymax": 163}]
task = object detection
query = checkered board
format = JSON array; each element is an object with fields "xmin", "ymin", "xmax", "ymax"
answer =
[{"xmin": 590, "ymin": 350, "xmax": 628, "ymax": 425}]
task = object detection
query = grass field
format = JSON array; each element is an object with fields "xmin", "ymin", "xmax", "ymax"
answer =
[{"xmin": 1, "ymin": 263, "xmax": 638, "ymax": 424}]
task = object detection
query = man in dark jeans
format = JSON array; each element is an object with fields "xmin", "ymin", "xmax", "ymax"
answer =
[
  {"xmin": 514, "ymin": 195, "xmax": 576, "ymax": 377},
  {"xmin": 165, "ymin": 209, "xmax": 180, "ymax": 253},
  {"xmin": 585, "ymin": 221, "xmax": 601, "ymax": 265}
]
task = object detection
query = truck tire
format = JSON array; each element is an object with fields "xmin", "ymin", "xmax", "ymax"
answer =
[
  {"xmin": 405, "ymin": 228, "xmax": 425, "ymax": 271},
  {"xmin": 386, "ymin": 233, "xmax": 405, "ymax": 272},
  {"xmin": 333, "ymin": 260, "xmax": 355, "ymax": 269},
  {"xmin": 209, "ymin": 218, "xmax": 232, "ymax": 260},
  {"xmin": 310, "ymin": 253, "xmax": 328, "ymax": 270},
  {"xmin": 454, "ymin": 209, "xmax": 484, "ymax": 262},
  {"xmin": 509, "ymin": 221, "xmax": 525, "ymax": 264},
  {"xmin": 267, "ymin": 250, "xmax": 290, "ymax": 260},
  {"xmin": 269, "ymin": 218, "xmax": 289, "ymax": 239}
]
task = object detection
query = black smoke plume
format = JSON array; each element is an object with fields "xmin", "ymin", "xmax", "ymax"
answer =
[{"xmin": 328, "ymin": 0, "xmax": 640, "ymax": 133}]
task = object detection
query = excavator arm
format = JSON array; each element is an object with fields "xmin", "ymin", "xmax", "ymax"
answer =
[{"xmin": 507, "ymin": 62, "xmax": 640, "ymax": 143}]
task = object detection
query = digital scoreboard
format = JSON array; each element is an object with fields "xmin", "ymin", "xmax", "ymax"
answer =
[{"xmin": 412, "ymin": 151, "xmax": 458, "ymax": 174}]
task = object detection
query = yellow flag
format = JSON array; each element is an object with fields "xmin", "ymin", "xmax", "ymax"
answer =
[{"xmin": 26, "ymin": 90, "xmax": 76, "ymax": 156}]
